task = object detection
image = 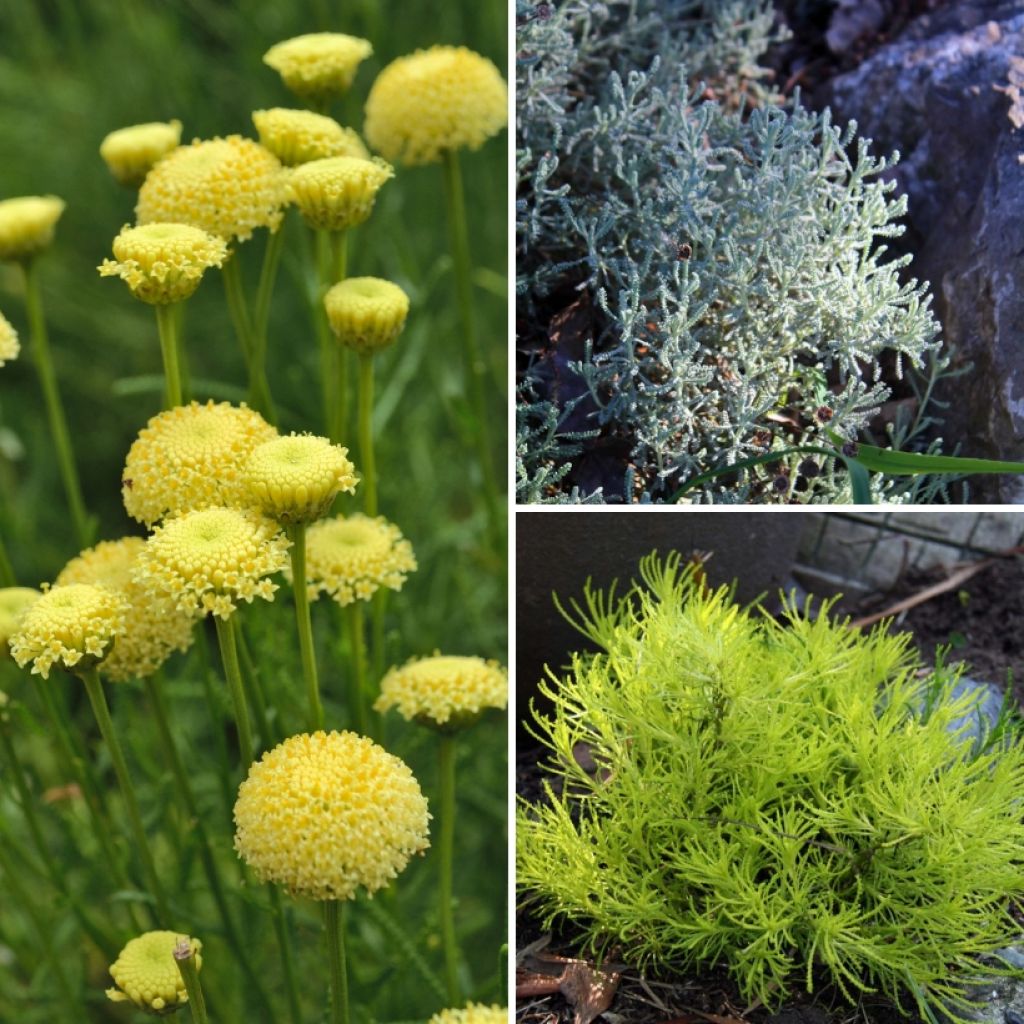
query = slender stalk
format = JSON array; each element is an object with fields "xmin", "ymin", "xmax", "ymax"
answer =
[
  {"xmin": 438, "ymin": 733, "xmax": 460, "ymax": 1002},
  {"xmin": 268, "ymin": 884, "xmax": 303, "ymax": 1024},
  {"xmin": 174, "ymin": 939, "xmax": 209, "ymax": 1024},
  {"xmin": 235, "ymin": 617, "xmax": 279, "ymax": 749},
  {"xmin": 325, "ymin": 899, "xmax": 350, "ymax": 1024},
  {"xmin": 249, "ymin": 226, "xmax": 285, "ymax": 423},
  {"xmin": 288, "ymin": 524, "xmax": 323, "ymax": 731},
  {"xmin": 173, "ymin": 302, "xmax": 191, "ymax": 403},
  {"xmin": 315, "ymin": 228, "xmax": 339, "ymax": 440},
  {"xmin": 80, "ymin": 665, "xmax": 172, "ymax": 925},
  {"xmin": 223, "ymin": 253, "xmax": 277, "ymax": 423},
  {"xmin": 357, "ymin": 354, "xmax": 377, "ymax": 516},
  {"xmin": 329, "ymin": 230, "xmax": 349, "ymax": 444},
  {"xmin": 214, "ymin": 615, "xmax": 254, "ymax": 767},
  {"xmin": 195, "ymin": 625, "xmax": 237, "ymax": 822},
  {"xmin": 371, "ymin": 589, "xmax": 388, "ymax": 685},
  {"xmin": 441, "ymin": 149, "xmax": 500, "ymax": 540},
  {"xmin": 0, "ymin": 533, "xmax": 14, "ymax": 586},
  {"xmin": 21, "ymin": 256, "xmax": 91, "ymax": 548},
  {"xmin": 346, "ymin": 602, "xmax": 368, "ymax": 735},
  {"xmin": 155, "ymin": 302, "xmax": 184, "ymax": 408}
]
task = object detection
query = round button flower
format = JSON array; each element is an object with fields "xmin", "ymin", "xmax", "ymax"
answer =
[
  {"xmin": 376, "ymin": 654, "xmax": 508, "ymax": 728},
  {"xmin": 99, "ymin": 120, "xmax": 183, "ymax": 187},
  {"xmin": 123, "ymin": 401, "xmax": 278, "ymax": 527},
  {"xmin": 244, "ymin": 433, "xmax": 357, "ymax": 525},
  {"xmin": 430, "ymin": 1006, "xmax": 509, "ymax": 1024},
  {"xmin": 106, "ymin": 931, "xmax": 202, "ymax": 1013},
  {"xmin": 137, "ymin": 136, "xmax": 285, "ymax": 243},
  {"xmin": 234, "ymin": 730, "xmax": 430, "ymax": 901},
  {"xmin": 0, "ymin": 588, "xmax": 40, "ymax": 659},
  {"xmin": 56, "ymin": 538, "xmax": 194, "ymax": 683},
  {"xmin": 0, "ymin": 196, "xmax": 65, "ymax": 263},
  {"xmin": 0, "ymin": 311, "xmax": 19, "ymax": 366},
  {"xmin": 324, "ymin": 277, "xmax": 409, "ymax": 355},
  {"xmin": 99, "ymin": 223, "xmax": 228, "ymax": 305},
  {"xmin": 9, "ymin": 583, "xmax": 126, "ymax": 679},
  {"xmin": 263, "ymin": 32, "xmax": 373, "ymax": 105},
  {"xmin": 252, "ymin": 108, "xmax": 369, "ymax": 167},
  {"xmin": 364, "ymin": 46, "xmax": 508, "ymax": 166},
  {"xmin": 304, "ymin": 514, "xmax": 416, "ymax": 605},
  {"xmin": 288, "ymin": 156, "xmax": 393, "ymax": 231}
]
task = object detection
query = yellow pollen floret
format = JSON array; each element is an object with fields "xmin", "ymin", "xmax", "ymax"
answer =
[
  {"xmin": 429, "ymin": 1006, "xmax": 509, "ymax": 1024},
  {"xmin": 56, "ymin": 538, "xmax": 194, "ymax": 683},
  {"xmin": 0, "ymin": 311, "xmax": 19, "ymax": 366},
  {"xmin": 9, "ymin": 583, "xmax": 126, "ymax": 680},
  {"xmin": 134, "ymin": 507, "xmax": 289, "ymax": 620},
  {"xmin": 106, "ymin": 931, "xmax": 201, "ymax": 1013},
  {"xmin": 0, "ymin": 196, "xmax": 65, "ymax": 263},
  {"xmin": 364, "ymin": 46, "xmax": 508, "ymax": 166},
  {"xmin": 123, "ymin": 400, "xmax": 278, "ymax": 527},
  {"xmin": 304, "ymin": 514, "xmax": 416, "ymax": 605},
  {"xmin": 136, "ymin": 136, "xmax": 285, "ymax": 243},
  {"xmin": 324, "ymin": 277, "xmax": 409, "ymax": 355},
  {"xmin": 0, "ymin": 588, "xmax": 41, "ymax": 660},
  {"xmin": 99, "ymin": 223, "xmax": 228, "ymax": 305},
  {"xmin": 288, "ymin": 156, "xmax": 393, "ymax": 231},
  {"xmin": 263, "ymin": 33, "xmax": 373, "ymax": 104},
  {"xmin": 252, "ymin": 108, "xmax": 369, "ymax": 167},
  {"xmin": 376, "ymin": 654, "xmax": 508, "ymax": 728},
  {"xmin": 99, "ymin": 120, "xmax": 183, "ymax": 187},
  {"xmin": 233, "ymin": 730, "xmax": 430, "ymax": 901}
]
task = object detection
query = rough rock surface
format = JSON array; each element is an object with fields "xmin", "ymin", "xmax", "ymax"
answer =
[{"xmin": 819, "ymin": 2, "xmax": 1024, "ymax": 500}]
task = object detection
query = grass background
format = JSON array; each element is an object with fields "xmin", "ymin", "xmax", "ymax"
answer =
[{"xmin": 0, "ymin": 0, "xmax": 507, "ymax": 1020}]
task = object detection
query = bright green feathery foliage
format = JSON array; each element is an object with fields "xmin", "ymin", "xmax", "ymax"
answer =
[{"xmin": 517, "ymin": 552, "xmax": 1024, "ymax": 1018}]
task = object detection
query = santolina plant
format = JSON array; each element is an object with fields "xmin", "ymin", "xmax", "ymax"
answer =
[{"xmin": 518, "ymin": 552, "xmax": 1024, "ymax": 1017}]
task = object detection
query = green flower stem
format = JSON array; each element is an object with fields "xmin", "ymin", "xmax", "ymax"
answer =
[
  {"xmin": 371, "ymin": 589, "xmax": 388, "ymax": 686},
  {"xmin": 0, "ymin": 533, "xmax": 15, "ymax": 586},
  {"xmin": 214, "ymin": 615, "xmax": 254, "ymax": 767},
  {"xmin": 21, "ymin": 256, "xmax": 91, "ymax": 549},
  {"xmin": 325, "ymin": 899, "xmax": 350, "ymax": 1024},
  {"xmin": 330, "ymin": 229, "xmax": 347, "ymax": 282},
  {"xmin": 155, "ymin": 302, "xmax": 184, "ymax": 408},
  {"xmin": 315, "ymin": 229, "xmax": 336, "ymax": 438},
  {"xmin": 438, "ymin": 732, "xmax": 460, "ymax": 1002},
  {"xmin": 441, "ymin": 149, "xmax": 500, "ymax": 542},
  {"xmin": 174, "ymin": 942, "xmax": 209, "ymax": 1024},
  {"xmin": 222, "ymin": 254, "xmax": 253, "ymax": 364},
  {"xmin": 80, "ymin": 665, "xmax": 172, "ymax": 925},
  {"xmin": 268, "ymin": 883, "xmax": 303, "ymax": 1024},
  {"xmin": 287, "ymin": 524, "xmax": 323, "ymax": 731},
  {"xmin": 173, "ymin": 302, "xmax": 190, "ymax": 403},
  {"xmin": 345, "ymin": 602, "xmax": 368, "ymax": 735},
  {"xmin": 194, "ymin": 624, "xmax": 236, "ymax": 821},
  {"xmin": 357, "ymin": 354, "xmax": 377, "ymax": 516},
  {"xmin": 329, "ymin": 230, "xmax": 349, "ymax": 444},
  {"xmin": 236, "ymin": 617, "xmax": 280, "ymax": 749},
  {"xmin": 249, "ymin": 226, "xmax": 285, "ymax": 424}
]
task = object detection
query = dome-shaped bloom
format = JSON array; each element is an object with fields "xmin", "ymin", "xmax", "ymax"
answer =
[
  {"xmin": 99, "ymin": 120, "xmax": 183, "ymax": 188},
  {"xmin": 364, "ymin": 46, "xmax": 508, "ymax": 166},
  {"xmin": 287, "ymin": 156, "xmax": 393, "ymax": 231},
  {"xmin": 263, "ymin": 33, "xmax": 373, "ymax": 105},
  {"xmin": 123, "ymin": 401, "xmax": 278, "ymax": 527},
  {"xmin": 56, "ymin": 538, "xmax": 194, "ymax": 683},
  {"xmin": 136, "ymin": 136, "xmax": 285, "ymax": 243},
  {"xmin": 99, "ymin": 223, "xmax": 228, "ymax": 305},
  {"xmin": 0, "ymin": 588, "xmax": 41, "ymax": 659},
  {"xmin": 106, "ymin": 931, "xmax": 201, "ymax": 1013},
  {"xmin": 0, "ymin": 196, "xmax": 65, "ymax": 263},
  {"xmin": 324, "ymin": 277, "xmax": 409, "ymax": 355},
  {"xmin": 134, "ymin": 507, "xmax": 289, "ymax": 620},
  {"xmin": 9, "ymin": 583, "xmax": 126, "ymax": 679},
  {"xmin": 234, "ymin": 730, "xmax": 430, "ymax": 900},
  {"xmin": 244, "ymin": 433, "xmax": 357, "ymax": 525},
  {"xmin": 376, "ymin": 654, "xmax": 508, "ymax": 728},
  {"xmin": 304, "ymin": 514, "xmax": 416, "ymax": 605},
  {"xmin": 252, "ymin": 108, "xmax": 369, "ymax": 167},
  {"xmin": 429, "ymin": 1006, "xmax": 509, "ymax": 1024},
  {"xmin": 0, "ymin": 311, "xmax": 19, "ymax": 366}
]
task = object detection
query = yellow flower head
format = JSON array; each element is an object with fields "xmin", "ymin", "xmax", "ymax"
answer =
[
  {"xmin": 99, "ymin": 223, "xmax": 228, "ymax": 305},
  {"xmin": 234, "ymin": 730, "xmax": 430, "ymax": 901},
  {"xmin": 99, "ymin": 120, "xmax": 183, "ymax": 188},
  {"xmin": 245, "ymin": 433, "xmax": 357, "ymax": 525},
  {"xmin": 324, "ymin": 277, "xmax": 409, "ymax": 355},
  {"xmin": 364, "ymin": 46, "xmax": 508, "ymax": 166},
  {"xmin": 136, "ymin": 136, "xmax": 285, "ymax": 243},
  {"xmin": 0, "ymin": 588, "xmax": 41, "ymax": 660},
  {"xmin": 123, "ymin": 400, "xmax": 278, "ymax": 527},
  {"xmin": 106, "ymin": 931, "xmax": 201, "ymax": 1014},
  {"xmin": 9, "ymin": 583, "xmax": 126, "ymax": 679},
  {"xmin": 0, "ymin": 311, "xmax": 19, "ymax": 366},
  {"xmin": 134, "ymin": 507, "xmax": 289, "ymax": 620},
  {"xmin": 263, "ymin": 33, "xmax": 373, "ymax": 104},
  {"xmin": 304, "ymin": 514, "xmax": 416, "ymax": 605},
  {"xmin": 429, "ymin": 1006, "xmax": 509, "ymax": 1024},
  {"xmin": 252, "ymin": 108, "xmax": 369, "ymax": 167},
  {"xmin": 56, "ymin": 538, "xmax": 194, "ymax": 683},
  {"xmin": 0, "ymin": 196, "xmax": 65, "ymax": 263},
  {"xmin": 376, "ymin": 654, "xmax": 508, "ymax": 728},
  {"xmin": 287, "ymin": 156, "xmax": 393, "ymax": 231}
]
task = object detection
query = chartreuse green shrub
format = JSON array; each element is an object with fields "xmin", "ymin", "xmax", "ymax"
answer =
[{"xmin": 517, "ymin": 552, "xmax": 1024, "ymax": 1018}]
